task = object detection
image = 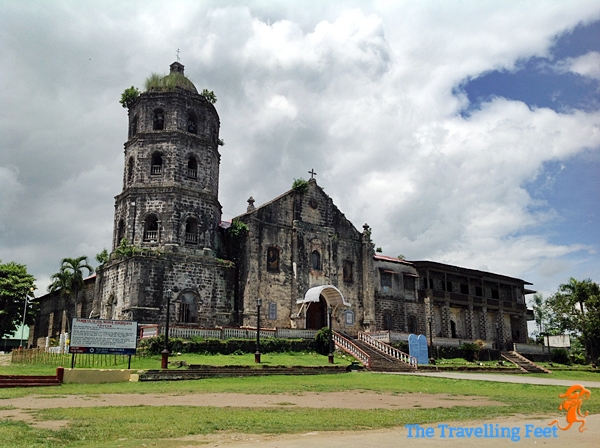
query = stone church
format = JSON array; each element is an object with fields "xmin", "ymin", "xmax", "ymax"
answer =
[{"xmin": 31, "ymin": 62, "xmax": 533, "ymax": 347}]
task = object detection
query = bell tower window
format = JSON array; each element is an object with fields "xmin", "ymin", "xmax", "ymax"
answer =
[
  {"xmin": 129, "ymin": 115, "xmax": 138, "ymax": 138},
  {"xmin": 153, "ymin": 109, "xmax": 164, "ymax": 130},
  {"xmin": 187, "ymin": 156, "xmax": 197, "ymax": 178},
  {"xmin": 117, "ymin": 219, "xmax": 125, "ymax": 246},
  {"xmin": 143, "ymin": 214, "xmax": 159, "ymax": 242},
  {"xmin": 127, "ymin": 157, "xmax": 134, "ymax": 184},
  {"xmin": 185, "ymin": 217, "xmax": 198, "ymax": 244},
  {"xmin": 187, "ymin": 112, "xmax": 197, "ymax": 134},
  {"xmin": 151, "ymin": 152, "xmax": 163, "ymax": 175}
]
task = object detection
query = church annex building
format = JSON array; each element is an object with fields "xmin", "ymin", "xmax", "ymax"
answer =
[{"xmin": 31, "ymin": 62, "xmax": 534, "ymax": 348}]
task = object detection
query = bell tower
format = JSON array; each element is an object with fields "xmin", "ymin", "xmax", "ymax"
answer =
[
  {"xmin": 113, "ymin": 62, "xmax": 222, "ymax": 253},
  {"xmin": 95, "ymin": 62, "xmax": 235, "ymax": 327}
]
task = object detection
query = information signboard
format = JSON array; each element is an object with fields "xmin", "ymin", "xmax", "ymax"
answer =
[
  {"xmin": 69, "ymin": 318, "xmax": 138, "ymax": 355},
  {"xmin": 545, "ymin": 335, "xmax": 571, "ymax": 348}
]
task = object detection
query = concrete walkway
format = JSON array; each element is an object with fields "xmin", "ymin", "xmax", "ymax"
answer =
[{"xmin": 387, "ymin": 371, "xmax": 600, "ymax": 388}]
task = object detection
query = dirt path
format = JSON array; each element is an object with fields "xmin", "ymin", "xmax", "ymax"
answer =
[
  {"xmin": 0, "ymin": 390, "xmax": 502, "ymax": 432},
  {"xmin": 177, "ymin": 414, "xmax": 600, "ymax": 448}
]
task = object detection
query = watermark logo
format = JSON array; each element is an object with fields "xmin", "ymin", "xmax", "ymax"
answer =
[{"xmin": 548, "ymin": 384, "xmax": 591, "ymax": 433}]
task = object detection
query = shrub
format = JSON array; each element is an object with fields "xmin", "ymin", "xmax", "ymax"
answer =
[
  {"xmin": 314, "ymin": 327, "xmax": 332, "ymax": 355},
  {"xmin": 551, "ymin": 348, "xmax": 572, "ymax": 365},
  {"xmin": 570, "ymin": 352, "xmax": 587, "ymax": 365},
  {"xmin": 292, "ymin": 178, "xmax": 309, "ymax": 194},
  {"xmin": 120, "ymin": 86, "xmax": 140, "ymax": 108},
  {"xmin": 139, "ymin": 336, "xmax": 316, "ymax": 356},
  {"xmin": 459, "ymin": 342, "xmax": 481, "ymax": 362}
]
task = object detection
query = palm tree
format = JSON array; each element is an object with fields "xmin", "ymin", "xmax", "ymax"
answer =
[
  {"xmin": 48, "ymin": 269, "xmax": 73, "ymax": 332},
  {"xmin": 56, "ymin": 256, "xmax": 94, "ymax": 321}
]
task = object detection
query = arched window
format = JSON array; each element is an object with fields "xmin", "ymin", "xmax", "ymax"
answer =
[
  {"xmin": 311, "ymin": 250, "xmax": 321, "ymax": 270},
  {"xmin": 127, "ymin": 157, "xmax": 134, "ymax": 183},
  {"xmin": 153, "ymin": 109, "xmax": 164, "ymax": 130},
  {"xmin": 187, "ymin": 112, "xmax": 197, "ymax": 134},
  {"xmin": 117, "ymin": 219, "xmax": 125, "ymax": 245},
  {"xmin": 151, "ymin": 152, "xmax": 163, "ymax": 175},
  {"xmin": 178, "ymin": 291, "xmax": 197, "ymax": 323},
  {"xmin": 143, "ymin": 214, "xmax": 159, "ymax": 242},
  {"xmin": 129, "ymin": 115, "xmax": 138, "ymax": 138},
  {"xmin": 185, "ymin": 217, "xmax": 198, "ymax": 244},
  {"xmin": 187, "ymin": 156, "xmax": 197, "ymax": 178}
]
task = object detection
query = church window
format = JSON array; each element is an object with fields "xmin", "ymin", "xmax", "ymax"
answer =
[
  {"xmin": 311, "ymin": 250, "xmax": 321, "ymax": 270},
  {"xmin": 383, "ymin": 312, "xmax": 393, "ymax": 330},
  {"xmin": 408, "ymin": 315, "xmax": 418, "ymax": 334},
  {"xmin": 185, "ymin": 217, "xmax": 198, "ymax": 244},
  {"xmin": 187, "ymin": 156, "xmax": 198, "ymax": 179},
  {"xmin": 268, "ymin": 302, "xmax": 277, "ymax": 320},
  {"xmin": 127, "ymin": 157, "xmax": 134, "ymax": 183},
  {"xmin": 344, "ymin": 310, "xmax": 355, "ymax": 326},
  {"xmin": 151, "ymin": 152, "xmax": 163, "ymax": 175},
  {"xmin": 187, "ymin": 111, "xmax": 197, "ymax": 134},
  {"xmin": 343, "ymin": 260, "xmax": 353, "ymax": 282},
  {"xmin": 380, "ymin": 272, "xmax": 392, "ymax": 293},
  {"xmin": 143, "ymin": 214, "xmax": 159, "ymax": 242},
  {"xmin": 117, "ymin": 219, "xmax": 125, "ymax": 245},
  {"xmin": 153, "ymin": 109, "xmax": 164, "ymax": 130},
  {"xmin": 267, "ymin": 247, "xmax": 280, "ymax": 272}
]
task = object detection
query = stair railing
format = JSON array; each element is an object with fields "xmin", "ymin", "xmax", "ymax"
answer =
[
  {"xmin": 358, "ymin": 332, "xmax": 418, "ymax": 368},
  {"xmin": 333, "ymin": 331, "xmax": 371, "ymax": 368}
]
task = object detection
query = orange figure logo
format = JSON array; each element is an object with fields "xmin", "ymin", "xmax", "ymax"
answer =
[{"xmin": 548, "ymin": 384, "xmax": 591, "ymax": 433}]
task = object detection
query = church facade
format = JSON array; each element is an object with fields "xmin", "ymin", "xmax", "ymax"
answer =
[{"xmin": 30, "ymin": 62, "xmax": 533, "ymax": 348}]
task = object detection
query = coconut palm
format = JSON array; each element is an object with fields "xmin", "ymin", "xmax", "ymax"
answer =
[
  {"xmin": 52, "ymin": 256, "xmax": 94, "ymax": 321},
  {"xmin": 48, "ymin": 269, "xmax": 73, "ymax": 331}
]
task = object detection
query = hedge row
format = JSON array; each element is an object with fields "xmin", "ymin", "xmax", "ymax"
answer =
[{"xmin": 139, "ymin": 335, "xmax": 318, "ymax": 355}]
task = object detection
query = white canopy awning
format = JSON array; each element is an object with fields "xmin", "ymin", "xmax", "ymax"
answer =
[{"xmin": 296, "ymin": 285, "xmax": 351, "ymax": 307}]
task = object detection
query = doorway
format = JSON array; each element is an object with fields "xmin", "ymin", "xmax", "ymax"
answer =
[{"xmin": 306, "ymin": 295, "xmax": 327, "ymax": 329}]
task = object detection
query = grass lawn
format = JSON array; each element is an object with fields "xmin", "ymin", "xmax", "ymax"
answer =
[
  {"xmin": 1, "ymin": 371, "xmax": 599, "ymax": 447},
  {"xmin": 0, "ymin": 351, "xmax": 347, "ymax": 376}
]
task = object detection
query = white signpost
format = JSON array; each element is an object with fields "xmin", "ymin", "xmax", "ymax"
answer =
[{"xmin": 69, "ymin": 318, "xmax": 138, "ymax": 368}]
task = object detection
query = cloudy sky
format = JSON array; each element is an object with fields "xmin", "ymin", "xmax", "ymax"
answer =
[{"xmin": 1, "ymin": 1, "xmax": 599, "ymax": 309}]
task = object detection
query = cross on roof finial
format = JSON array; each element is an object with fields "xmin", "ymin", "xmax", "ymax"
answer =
[
  {"xmin": 308, "ymin": 169, "xmax": 317, "ymax": 179},
  {"xmin": 176, "ymin": 48, "xmax": 181, "ymax": 62}
]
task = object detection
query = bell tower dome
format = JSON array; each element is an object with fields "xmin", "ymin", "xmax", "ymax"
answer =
[{"xmin": 113, "ymin": 62, "xmax": 222, "ymax": 253}]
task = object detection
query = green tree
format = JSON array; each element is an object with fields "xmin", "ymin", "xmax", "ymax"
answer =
[
  {"xmin": 48, "ymin": 269, "xmax": 73, "ymax": 330},
  {"xmin": 546, "ymin": 278, "xmax": 600, "ymax": 362},
  {"xmin": 51, "ymin": 256, "xmax": 94, "ymax": 321},
  {"xmin": 530, "ymin": 292, "xmax": 550, "ymax": 340},
  {"xmin": 0, "ymin": 260, "xmax": 36, "ymax": 339},
  {"xmin": 119, "ymin": 86, "xmax": 140, "ymax": 108}
]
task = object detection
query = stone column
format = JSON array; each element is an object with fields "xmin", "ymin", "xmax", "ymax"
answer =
[
  {"xmin": 466, "ymin": 304, "xmax": 474, "ymax": 340},
  {"xmin": 480, "ymin": 307, "xmax": 488, "ymax": 341},
  {"xmin": 361, "ymin": 224, "xmax": 375, "ymax": 330},
  {"xmin": 441, "ymin": 301, "xmax": 451, "ymax": 338}
]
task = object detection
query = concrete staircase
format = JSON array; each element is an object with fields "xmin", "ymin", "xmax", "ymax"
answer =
[
  {"xmin": 501, "ymin": 351, "xmax": 552, "ymax": 374},
  {"xmin": 352, "ymin": 339, "xmax": 416, "ymax": 372},
  {"xmin": 0, "ymin": 375, "xmax": 62, "ymax": 388}
]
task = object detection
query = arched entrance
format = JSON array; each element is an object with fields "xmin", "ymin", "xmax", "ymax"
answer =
[
  {"xmin": 296, "ymin": 285, "xmax": 351, "ymax": 330},
  {"xmin": 306, "ymin": 295, "xmax": 327, "ymax": 329}
]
